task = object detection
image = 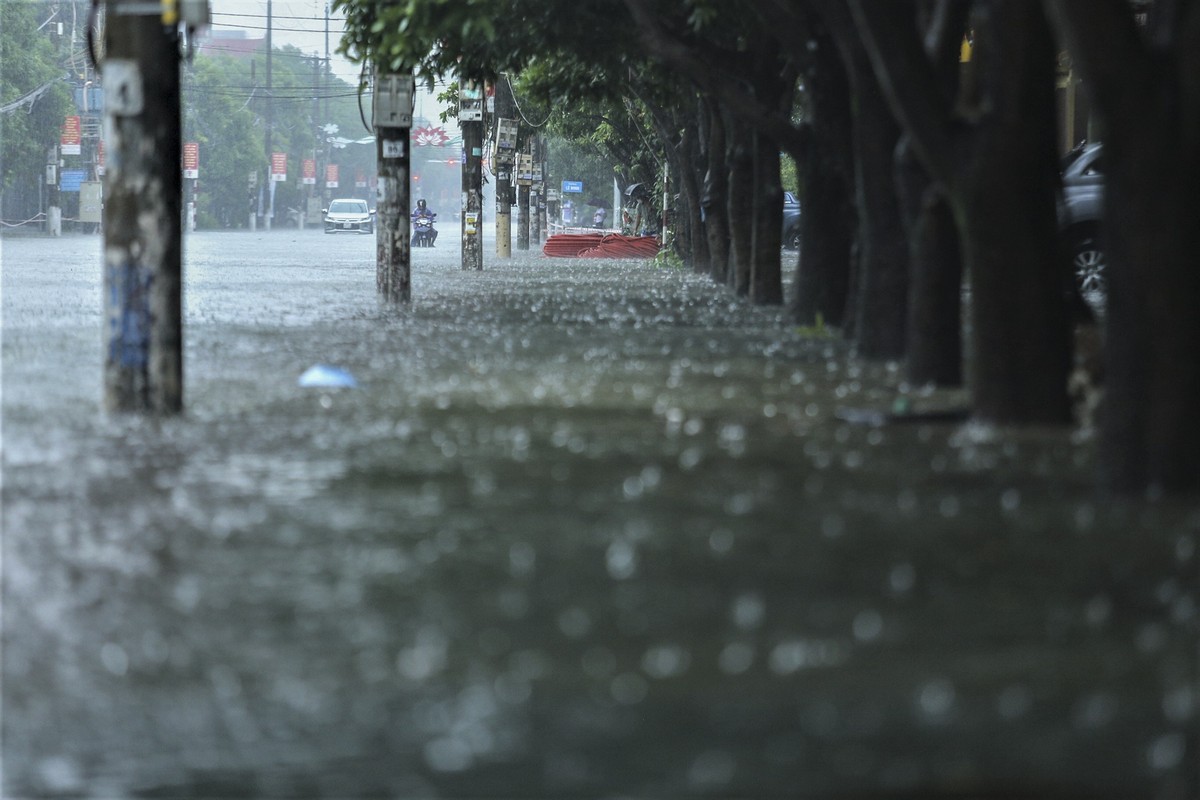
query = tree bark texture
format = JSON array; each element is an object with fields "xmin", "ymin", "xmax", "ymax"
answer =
[
  {"xmin": 1046, "ymin": 0, "xmax": 1200, "ymax": 491},
  {"xmin": 726, "ymin": 119, "xmax": 754, "ymax": 297},
  {"xmin": 792, "ymin": 20, "xmax": 855, "ymax": 328},
  {"xmin": 814, "ymin": 0, "xmax": 910, "ymax": 359},
  {"xmin": 751, "ymin": 132, "xmax": 784, "ymax": 305},
  {"xmin": 851, "ymin": 0, "xmax": 1071, "ymax": 422},
  {"xmin": 679, "ymin": 122, "xmax": 710, "ymax": 275},
  {"xmin": 702, "ymin": 101, "xmax": 731, "ymax": 286},
  {"xmin": 895, "ymin": 138, "xmax": 962, "ymax": 387}
]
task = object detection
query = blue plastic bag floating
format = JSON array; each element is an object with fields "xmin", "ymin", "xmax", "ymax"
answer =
[{"xmin": 298, "ymin": 364, "xmax": 358, "ymax": 388}]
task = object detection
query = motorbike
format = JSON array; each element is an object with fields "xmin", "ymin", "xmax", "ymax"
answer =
[{"xmin": 411, "ymin": 212, "xmax": 437, "ymax": 247}]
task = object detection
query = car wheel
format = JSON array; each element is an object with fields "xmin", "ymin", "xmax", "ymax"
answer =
[
  {"xmin": 1072, "ymin": 236, "xmax": 1106, "ymax": 296},
  {"xmin": 784, "ymin": 228, "xmax": 801, "ymax": 251}
]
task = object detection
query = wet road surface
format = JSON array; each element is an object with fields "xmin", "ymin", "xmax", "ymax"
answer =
[{"xmin": 2, "ymin": 229, "xmax": 1198, "ymax": 798}]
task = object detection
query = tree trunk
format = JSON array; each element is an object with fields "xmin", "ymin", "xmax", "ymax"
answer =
[
  {"xmin": 792, "ymin": 23, "xmax": 854, "ymax": 327},
  {"xmin": 850, "ymin": 0, "xmax": 1071, "ymax": 422},
  {"xmin": 703, "ymin": 101, "xmax": 731, "ymax": 285},
  {"xmin": 847, "ymin": 46, "xmax": 909, "ymax": 360},
  {"xmin": 895, "ymin": 137, "xmax": 962, "ymax": 386},
  {"xmin": 1046, "ymin": 0, "xmax": 1200, "ymax": 491},
  {"xmin": 812, "ymin": 0, "xmax": 910, "ymax": 352},
  {"xmin": 727, "ymin": 120, "xmax": 754, "ymax": 296},
  {"xmin": 679, "ymin": 122, "xmax": 710, "ymax": 274},
  {"xmin": 751, "ymin": 132, "xmax": 784, "ymax": 305},
  {"xmin": 960, "ymin": 3, "xmax": 1070, "ymax": 422}
]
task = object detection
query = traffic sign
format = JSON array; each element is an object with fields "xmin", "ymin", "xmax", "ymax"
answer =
[{"xmin": 561, "ymin": 180, "xmax": 583, "ymax": 193}]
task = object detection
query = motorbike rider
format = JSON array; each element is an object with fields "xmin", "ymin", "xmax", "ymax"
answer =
[{"xmin": 411, "ymin": 198, "xmax": 438, "ymax": 246}]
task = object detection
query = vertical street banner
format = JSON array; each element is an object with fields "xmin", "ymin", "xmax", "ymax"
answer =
[
  {"xmin": 355, "ymin": 170, "xmax": 367, "ymax": 189},
  {"xmin": 271, "ymin": 152, "xmax": 287, "ymax": 182},
  {"xmin": 182, "ymin": 142, "xmax": 199, "ymax": 179},
  {"xmin": 325, "ymin": 164, "xmax": 339, "ymax": 189},
  {"xmin": 61, "ymin": 116, "xmax": 82, "ymax": 156},
  {"xmin": 302, "ymin": 159, "xmax": 316, "ymax": 185},
  {"xmin": 97, "ymin": 140, "xmax": 106, "ymax": 177}
]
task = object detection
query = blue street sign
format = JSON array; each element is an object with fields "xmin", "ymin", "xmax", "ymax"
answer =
[
  {"xmin": 561, "ymin": 180, "xmax": 583, "ymax": 193},
  {"xmin": 59, "ymin": 169, "xmax": 86, "ymax": 192}
]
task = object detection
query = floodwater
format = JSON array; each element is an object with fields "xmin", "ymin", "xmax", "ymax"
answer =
[{"xmin": 2, "ymin": 228, "xmax": 1197, "ymax": 798}]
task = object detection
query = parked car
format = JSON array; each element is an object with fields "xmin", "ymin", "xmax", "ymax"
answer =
[
  {"xmin": 783, "ymin": 191, "xmax": 801, "ymax": 250},
  {"xmin": 323, "ymin": 198, "xmax": 374, "ymax": 234},
  {"xmin": 1059, "ymin": 142, "xmax": 1105, "ymax": 298}
]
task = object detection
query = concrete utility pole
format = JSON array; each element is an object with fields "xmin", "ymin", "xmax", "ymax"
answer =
[
  {"xmin": 102, "ymin": 0, "xmax": 183, "ymax": 412},
  {"xmin": 495, "ymin": 114, "xmax": 517, "ymax": 258},
  {"xmin": 46, "ymin": 146, "xmax": 62, "ymax": 236},
  {"xmin": 374, "ymin": 73, "xmax": 415, "ymax": 302},
  {"xmin": 459, "ymin": 79, "xmax": 484, "ymax": 271},
  {"xmin": 263, "ymin": 0, "xmax": 274, "ymax": 229},
  {"xmin": 517, "ymin": 147, "xmax": 531, "ymax": 250},
  {"xmin": 531, "ymin": 135, "xmax": 544, "ymax": 245}
]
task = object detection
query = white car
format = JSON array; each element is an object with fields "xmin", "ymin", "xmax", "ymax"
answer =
[{"xmin": 323, "ymin": 199, "xmax": 374, "ymax": 234}]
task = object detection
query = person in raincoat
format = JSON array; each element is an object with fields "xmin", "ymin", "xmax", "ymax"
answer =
[{"xmin": 411, "ymin": 198, "xmax": 438, "ymax": 246}]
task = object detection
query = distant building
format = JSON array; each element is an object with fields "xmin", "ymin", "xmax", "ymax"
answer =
[{"xmin": 199, "ymin": 29, "xmax": 264, "ymax": 60}]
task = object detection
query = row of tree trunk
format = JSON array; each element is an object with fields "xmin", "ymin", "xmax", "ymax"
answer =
[{"xmin": 625, "ymin": 0, "xmax": 1200, "ymax": 495}]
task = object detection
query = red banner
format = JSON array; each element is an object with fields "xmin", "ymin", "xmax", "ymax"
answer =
[
  {"xmin": 61, "ymin": 116, "xmax": 81, "ymax": 155},
  {"xmin": 302, "ymin": 158, "xmax": 316, "ymax": 185},
  {"xmin": 270, "ymin": 152, "xmax": 287, "ymax": 181},
  {"xmin": 325, "ymin": 164, "xmax": 338, "ymax": 189},
  {"xmin": 182, "ymin": 142, "xmax": 199, "ymax": 178}
]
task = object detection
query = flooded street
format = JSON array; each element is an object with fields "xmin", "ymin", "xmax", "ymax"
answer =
[{"xmin": 3, "ymin": 229, "xmax": 1197, "ymax": 798}]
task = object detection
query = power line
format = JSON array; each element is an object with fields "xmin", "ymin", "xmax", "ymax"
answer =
[
  {"xmin": 210, "ymin": 20, "xmax": 346, "ymax": 34},
  {"xmin": 213, "ymin": 11, "xmax": 343, "ymax": 22}
]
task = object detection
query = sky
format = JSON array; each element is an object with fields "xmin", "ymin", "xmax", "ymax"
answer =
[
  {"xmin": 206, "ymin": 0, "xmax": 359, "ymax": 83},
  {"xmin": 205, "ymin": 0, "xmax": 449, "ymax": 122}
]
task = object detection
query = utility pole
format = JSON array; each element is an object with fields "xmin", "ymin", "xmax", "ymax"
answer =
[
  {"xmin": 101, "ymin": 0, "xmax": 183, "ymax": 412},
  {"xmin": 517, "ymin": 145, "xmax": 531, "ymax": 250},
  {"xmin": 531, "ymin": 135, "xmax": 544, "ymax": 245},
  {"xmin": 374, "ymin": 73, "xmax": 415, "ymax": 302},
  {"xmin": 459, "ymin": 79, "xmax": 484, "ymax": 271},
  {"xmin": 494, "ymin": 79, "xmax": 517, "ymax": 258},
  {"xmin": 264, "ymin": 0, "xmax": 273, "ymax": 229},
  {"xmin": 46, "ymin": 145, "xmax": 61, "ymax": 236}
]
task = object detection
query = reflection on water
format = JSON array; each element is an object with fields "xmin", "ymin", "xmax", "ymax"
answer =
[{"xmin": 2, "ymin": 231, "xmax": 1196, "ymax": 798}]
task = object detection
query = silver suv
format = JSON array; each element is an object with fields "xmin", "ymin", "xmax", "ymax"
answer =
[{"xmin": 1060, "ymin": 142, "xmax": 1104, "ymax": 300}]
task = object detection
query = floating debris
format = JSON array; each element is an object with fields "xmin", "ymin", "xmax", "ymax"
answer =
[{"xmin": 298, "ymin": 364, "xmax": 358, "ymax": 388}]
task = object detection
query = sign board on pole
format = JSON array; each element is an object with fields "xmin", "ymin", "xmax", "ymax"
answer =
[
  {"xmin": 61, "ymin": 116, "xmax": 82, "ymax": 156},
  {"xmin": 355, "ymin": 170, "xmax": 367, "ymax": 189},
  {"xmin": 182, "ymin": 142, "xmax": 199, "ymax": 179},
  {"xmin": 80, "ymin": 181, "xmax": 103, "ymax": 223},
  {"xmin": 59, "ymin": 169, "xmax": 86, "ymax": 192},
  {"xmin": 270, "ymin": 152, "xmax": 287, "ymax": 182},
  {"xmin": 325, "ymin": 164, "xmax": 339, "ymax": 189},
  {"xmin": 561, "ymin": 180, "xmax": 583, "ymax": 193},
  {"xmin": 302, "ymin": 158, "xmax": 316, "ymax": 185}
]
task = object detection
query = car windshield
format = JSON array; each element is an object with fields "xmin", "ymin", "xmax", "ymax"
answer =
[{"xmin": 329, "ymin": 200, "xmax": 367, "ymax": 214}]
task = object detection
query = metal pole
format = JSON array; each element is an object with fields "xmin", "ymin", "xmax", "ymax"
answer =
[{"xmin": 102, "ymin": 0, "xmax": 183, "ymax": 412}]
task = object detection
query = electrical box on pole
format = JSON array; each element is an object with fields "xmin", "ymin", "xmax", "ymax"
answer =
[
  {"xmin": 99, "ymin": 0, "xmax": 206, "ymax": 413},
  {"xmin": 374, "ymin": 73, "xmax": 415, "ymax": 302},
  {"xmin": 459, "ymin": 79, "xmax": 484, "ymax": 271}
]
